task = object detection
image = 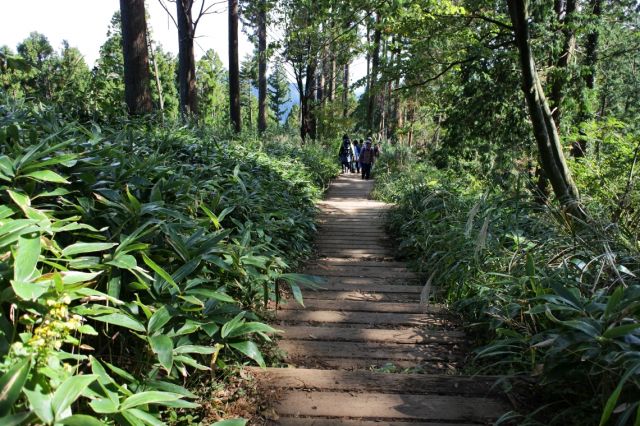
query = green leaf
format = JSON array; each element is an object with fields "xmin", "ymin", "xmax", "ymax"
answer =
[
  {"xmin": 13, "ymin": 234, "xmax": 40, "ymax": 283},
  {"xmin": 600, "ymin": 365, "xmax": 640, "ymax": 426},
  {"xmin": 186, "ymin": 288, "xmax": 236, "ymax": 303},
  {"xmin": 106, "ymin": 254, "xmax": 137, "ymax": 270},
  {"xmin": 24, "ymin": 388, "xmax": 53, "ymax": 423},
  {"xmin": 51, "ymin": 374, "xmax": 98, "ymax": 420},
  {"xmin": 0, "ymin": 412, "xmax": 32, "ymax": 426},
  {"xmin": 0, "ymin": 358, "xmax": 31, "ymax": 416},
  {"xmin": 93, "ymin": 314, "xmax": 145, "ymax": 332},
  {"xmin": 228, "ymin": 341, "xmax": 265, "ymax": 368},
  {"xmin": 173, "ymin": 345, "xmax": 218, "ymax": 355},
  {"xmin": 212, "ymin": 419, "xmax": 247, "ymax": 426},
  {"xmin": 226, "ymin": 322, "xmax": 280, "ymax": 339},
  {"xmin": 88, "ymin": 398, "xmax": 119, "ymax": 414},
  {"xmin": 57, "ymin": 414, "xmax": 106, "ymax": 426},
  {"xmin": 221, "ymin": 312, "xmax": 245, "ymax": 339},
  {"xmin": 125, "ymin": 408, "xmax": 164, "ymax": 426},
  {"xmin": 22, "ymin": 170, "xmax": 69, "ymax": 184},
  {"xmin": 603, "ymin": 323, "xmax": 640, "ymax": 339},
  {"xmin": 61, "ymin": 242, "xmax": 117, "ymax": 257},
  {"xmin": 149, "ymin": 336, "xmax": 174, "ymax": 373},
  {"xmin": 141, "ymin": 254, "xmax": 179, "ymax": 292},
  {"xmin": 119, "ymin": 391, "xmax": 182, "ymax": 411},
  {"xmin": 147, "ymin": 306, "xmax": 172, "ymax": 335}
]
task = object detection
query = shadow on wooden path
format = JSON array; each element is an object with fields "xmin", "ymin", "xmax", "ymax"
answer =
[{"xmin": 250, "ymin": 173, "xmax": 509, "ymax": 425}]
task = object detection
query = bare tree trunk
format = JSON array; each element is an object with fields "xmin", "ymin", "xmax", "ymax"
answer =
[
  {"xmin": 177, "ymin": 0, "xmax": 197, "ymax": 116},
  {"xmin": 342, "ymin": 62, "xmax": 349, "ymax": 118},
  {"xmin": 147, "ymin": 33, "xmax": 164, "ymax": 113},
  {"xmin": 585, "ymin": 0, "xmax": 602, "ymax": 90},
  {"xmin": 549, "ymin": 0, "xmax": 577, "ymax": 129},
  {"xmin": 229, "ymin": 0, "xmax": 241, "ymax": 132},
  {"xmin": 120, "ymin": 0, "xmax": 153, "ymax": 115},
  {"xmin": 507, "ymin": 0, "xmax": 583, "ymax": 217},
  {"xmin": 257, "ymin": 0, "xmax": 267, "ymax": 133},
  {"xmin": 367, "ymin": 12, "xmax": 381, "ymax": 134},
  {"xmin": 304, "ymin": 61, "xmax": 317, "ymax": 140},
  {"xmin": 329, "ymin": 53, "xmax": 336, "ymax": 101}
]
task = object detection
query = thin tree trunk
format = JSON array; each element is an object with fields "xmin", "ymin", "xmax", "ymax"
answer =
[
  {"xmin": 147, "ymin": 31, "xmax": 164, "ymax": 113},
  {"xmin": 257, "ymin": 0, "xmax": 267, "ymax": 133},
  {"xmin": 507, "ymin": 0, "xmax": 583, "ymax": 217},
  {"xmin": 329, "ymin": 53, "xmax": 336, "ymax": 101},
  {"xmin": 549, "ymin": 0, "xmax": 577, "ymax": 129},
  {"xmin": 585, "ymin": 0, "xmax": 602, "ymax": 90},
  {"xmin": 120, "ymin": 0, "xmax": 153, "ymax": 115},
  {"xmin": 229, "ymin": 0, "xmax": 241, "ymax": 132},
  {"xmin": 367, "ymin": 12, "xmax": 381, "ymax": 134},
  {"xmin": 304, "ymin": 61, "xmax": 317, "ymax": 140},
  {"xmin": 177, "ymin": 0, "xmax": 197, "ymax": 116},
  {"xmin": 342, "ymin": 62, "xmax": 349, "ymax": 118}
]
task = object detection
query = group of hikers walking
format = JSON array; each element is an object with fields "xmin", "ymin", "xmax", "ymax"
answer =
[{"xmin": 338, "ymin": 134, "xmax": 381, "ymax": 180}]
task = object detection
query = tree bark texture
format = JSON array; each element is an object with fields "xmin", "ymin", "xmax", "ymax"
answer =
[
  {"xmin": 507, "ymin": 0, "xmax": 583, "ymax": 216},
  {"xmin": 367, "ymin": 12, "xmax": 381, "ymax": 134},
  {"xmin": 585, "ymin": 0, "xmax": 602, "ymax": 90},
  {"xmin": 303, "ymin": 61, "xmax": 317, "ymax": 140},
  {"xmin": 229, "ymin": 0, "xmax": 241, "ymax": 132},
  {"xmin": 342, "ymin": 62, "xmax": 349, "ymax": 118},
  {"xmin": 257, "ymin": 0, "xmax": 267, "ymax": 133},
  {"xmin": 549, "ymin": 0, "xmax": 576, "ymax": 128},
  {"xmin": 177, "ymin": 0, "xmax": 198, "ymax": 116},
  {"xmin": 119, "ymin": 0, "xmax": 153, "ymax": 115}
]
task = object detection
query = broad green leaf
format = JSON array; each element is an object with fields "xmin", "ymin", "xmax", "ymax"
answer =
[
  {"xmin": 125, "ymin": 408, "xmax": 164, "ymax": 426},
  {"xmin": 149, "ymin": 335, "xmax": 174, "ymax": 373},
  {"xmin": 186, "ymin": 288, "xmax": 236, "ymax": 303},
  {"xmin": 603, "ymin": 323, "xmax": 640, "ymax": 339},
  {"xmin": 119, "ymin": 391, "xmax": 182, "ymax": 410},
  {"xmin": 13, "ymin": 234, "xmax": 40, "ymax": 283},
  {"xmin": 173, "ymin": 345, "xmax": 218, "ymax": 355},
  {"xmin": 141, "ymin": 254, "xmax": 179, "ymax": 291},
  {"xmin": 93, "ymin": 314, "xmax": 145, "ymax": 332},
  {"xmin": 228, "ymin": 341, "xmax": 265, "ymax": 368},
  {"xmin": 0, "ymin": 412, "xmax": 32, "ymax": 426},
  {"xmin": 7, "ymin": 190, "xmax": 30, "ymax": 210},
  {"xmin": 226, "ymin": 322, "xmax": 280, "ymax": 339},
  {"xmin": 221, "ymin": 312, "xmax": 245, "ymax": 339},
  {"xmin": 0, "ymin": 358, "xmax": 31, "ymax": 416},
  {"xmin": 57, "ymin": 414, "xmax": 105, "ymax": 426},
  {"xmin": 24, "ymin": 388, "xmax": 53, "ymax": 423},
  {"xmin": 88, "ymin": 398, "xmax": 119, "ymax": 414},
  {"xmin": 147, "ymin": 306, "xmax": 172, "ymax": 335},
  {"xmin": 599, "ymin": 365, "xmax": 640, "ymax": 425},
  {"xmin": 61, "ymin": 242, "xmax": 117, "ymax": 257},
  {"xmin": 212, "ymin": 419, "xmax": 247, "ymax": 426},
  {"xmin": 51, "ymin": 374, "xmax": 98, "ymax": 420},
  {"xmin": 23, "ymin": 170, "xmax": 69, "ymax": 184}
]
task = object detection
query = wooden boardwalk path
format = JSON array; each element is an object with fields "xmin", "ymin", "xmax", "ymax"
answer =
[{"xmin": 252, "ymin": 174, "xmax": 508, "ymax": 425}]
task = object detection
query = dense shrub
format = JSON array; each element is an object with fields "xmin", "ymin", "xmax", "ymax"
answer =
[
  {"xmin": 0, "ymin": 102, "xmax": 338, "ymax": 425},
  {"xmin": 374, "ymin": 144, "xmax": 640, "ymax": 425}
]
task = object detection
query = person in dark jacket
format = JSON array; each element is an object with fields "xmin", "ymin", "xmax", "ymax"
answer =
[{"xmin": 359, "ymin": 138, "xmax": 375, "ymax": 180}]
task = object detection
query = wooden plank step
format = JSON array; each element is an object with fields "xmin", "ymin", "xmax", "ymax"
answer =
[
  {"xmin": 277, "ymin": 299, "xmax": 442, "ymax": 314},
  {"xmin": 312, "ymin": 277, "xmax": 420, "ymax": 287},
  {"xmin": 304, "ymin": 267, "xmax": 416, "ymax": 278},
  {"xmin": 273, "ymin": 419, "xmax": 477, "ymax": 426},
  {"xmin": 275, "ymin": 310, "xmax": 451, "ymax": 327},
  {"xmin": 285, "ymin": 357, "xmax": 460, "ymax": 372},
  {"xmin": 309, "ymin": 259, "xmax": 408, "ymax": 267},
  {"xmin": 271, "ymin": 391, "xmax": 505, "ymax": 421},
  {"xmin": 317, "ymin": 249, "xmax": 393, "ymax": 257},
  {"xmin": 279, "ymin": 325, "xmax": 465, "ymax": 344},
  {"xmin": 249, "ymin": 368, "xmax": 502, "ymax": 396},
  {"xmin": 301, "ymin": 290, "xmax": 417, "ymax": 302},
  {"xmin": 279, "ymin": 340, "xmax": 463, "ymax": 362}
]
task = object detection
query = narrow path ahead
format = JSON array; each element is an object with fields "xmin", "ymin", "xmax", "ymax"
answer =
[{"xmin": 254, "ymin": 174, "xmax": 507, "ymax": 425}]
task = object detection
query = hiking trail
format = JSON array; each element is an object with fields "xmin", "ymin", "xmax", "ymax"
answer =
[{"xmin": 251, "ymin": 173, "xmax": 509, "ymax": 425}]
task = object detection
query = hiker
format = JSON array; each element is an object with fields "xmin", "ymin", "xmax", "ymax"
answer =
[
  {"xmin": 359, "ymin": 138, "xmax": 375, "ymax": 180},
  {"xmin": 338, "ymin": 135, "xmax": 353, "ymax": 173},
  {"xmin": 352, "ymin": 139, "xmax": 361, "ymax": 173}
]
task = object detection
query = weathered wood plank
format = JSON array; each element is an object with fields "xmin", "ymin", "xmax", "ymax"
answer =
[
  {"xmin": 277, "ymin": 299, "xmax": 442, "ymax": 314},
  {"xmin": 275, "ymin": 310, "xmax": 451, "ymax": 326},
  {"xmin": 272, "ymin": 391, "xmax": 506, "ymax": 421},
  {"xmin": 279, "ymin": 340, "xmax": 463, "ymax": 362},
  {"xmin": 301, "ymin": 290, "xmax": 417, "ymax": 302},
  {"xmin": 249, "ymin": 367, "xmax": 502, "ymax": 396},
  {"xmin": 273, "ymin": 419, "xmax": 477, "ymax": 426},
  {"xmin": 279, "ymin": 325, "xmax": 465, "ymax": 344}
]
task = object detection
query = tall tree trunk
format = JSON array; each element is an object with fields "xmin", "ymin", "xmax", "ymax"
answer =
[
  {"xmin": 257, "ymin": 0, "xmax": 267, "ymax": 133},
  {"xmin": 549, "ymin": 0, "xmax": 577, "ymax": 129},
  {"xmin": 297, "ymin": 75, "xmax": 306, "ymax": 141},
  {"xmin": 177, "ymin": 0, "xmax": 197, "ymax": 116},
  {"xmin": 303, "ymin": 61, "xmax": 317, "ymax": 140},
  {"xmin": 328, "ymin": 53, "xmax": 336, "ymax": 101},
  {"xmin": 367, "ymin": 12, "xmax": 381, "ymax": 134},
  {"xmin": 342, "ymin": 62, "xmax": 349, "ymax": 118},
  {"xmin": 147, "ymin": 30, "xmax": 164, "ymax": 113},
  {"xmin": 120, "ymin": 0, "xmax": 153, "ymax": 115},
  {"xmin": 585, "ymin": 0, "xmax": 602, "ymax": 90},
  {"xmin": 507, "ymin": 0, "xmax": 583, "ymax": 217},
  {"xmin": 229, "ymin": 0, "xmax": 241, "ymax": 132}
]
